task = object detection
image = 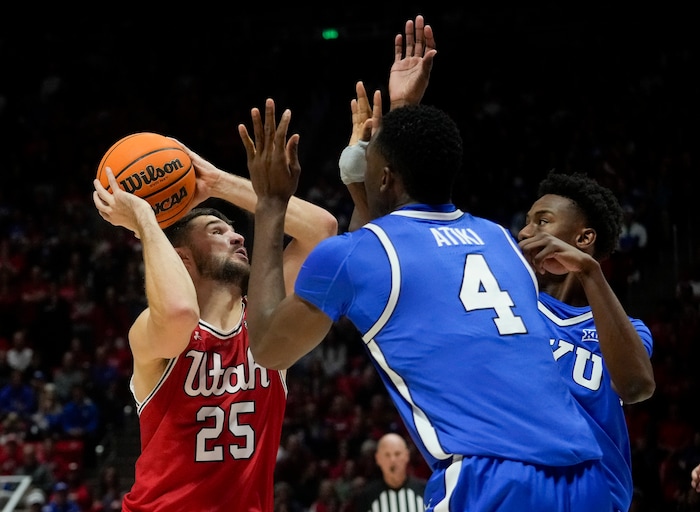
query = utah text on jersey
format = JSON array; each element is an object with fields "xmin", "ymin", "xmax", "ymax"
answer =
[{"xmin": 183, "ymin": 347, "xmax": 272, "ymax": 396}]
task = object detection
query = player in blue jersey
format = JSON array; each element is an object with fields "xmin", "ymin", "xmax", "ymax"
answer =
[
  {"xmin": 240, "ymin": 97, "xmax": 614, "ymax": 509},
  {"xmin": 517, "ymin": 170, "xmax": 655, "ymax": 512},
  {"xmin": 343, "ymin": 19, "xmax": 656, "ymax": 510}
]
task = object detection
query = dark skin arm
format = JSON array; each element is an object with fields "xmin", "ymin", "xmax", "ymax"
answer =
[
  {"xmin": 345, "ymin": 15, "xmax": 436, "ymax": 231},
  {"xmin": 388, "ymin": 15, "xmax": 437, "ymax": 109},
  {"xmin": 240, "ymin": 99, "xmax": 334, "ymax": 369},
  {"xmin": 346, "ymin": 82, "xmax": 380, "ymax": 231},
  {"xmin": 519, "ymin": 232, "xmax": 655, "ymax": 404}
]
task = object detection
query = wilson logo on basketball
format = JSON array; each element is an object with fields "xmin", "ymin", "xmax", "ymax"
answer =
[
  {"xmin": 152, "ymin": 186, "xmax": 189, "ymax": 214},
  {"xmin": 118, "ymin": 159, "xmax": 186, "ymax": 193}
]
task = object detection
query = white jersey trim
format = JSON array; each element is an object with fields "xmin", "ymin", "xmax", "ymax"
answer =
[
  {"xmin": 390, "ymin": 209, "xmax": 464, "ymax": 221},
  {"xmin": 132, "ymin": 356, "xmax": 178, "ymax": 416},
  {"xmin": 538, "ymin": 301, "xmax": 593, "ymax": 326},
  {"xmin": 362, "ymin": 222, "xmax": 450, "ymax": 461}
]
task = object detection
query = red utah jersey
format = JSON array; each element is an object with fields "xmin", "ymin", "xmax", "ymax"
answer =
[{"xmin": 122, "ymin": 306, "xmax": 287, "ymax": 512}]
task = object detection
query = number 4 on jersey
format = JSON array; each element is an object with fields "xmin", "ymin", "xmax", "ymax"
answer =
[{"xmin": 459, "ymin": 254, "xmax": 527, "ymax": 335}]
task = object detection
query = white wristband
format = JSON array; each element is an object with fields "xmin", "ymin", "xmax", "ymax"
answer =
[{"xmin": 338, "ymin": 140, "xmax": 368, "ymax": 184}]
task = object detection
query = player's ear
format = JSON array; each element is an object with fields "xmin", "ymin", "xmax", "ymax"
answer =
[
  {"xmin": 576, "ymin": 228, "xmax": 596, "ymax": 250},
  {"xmin": 379, "ymin": 165, "xmax": 393, "ymax": 192}
]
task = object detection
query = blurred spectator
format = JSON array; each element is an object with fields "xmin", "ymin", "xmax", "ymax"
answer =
[
  {"xmin": 87, "ymin": 345, "xmax": 124, "ymax": 430},
  {"xmin": 103, "ymin": 335, "xmax": 131, "ymax": 380},
  {"xmin": 66, "ymin": 336, "xmax": 92, "ymax": 372},
  {"xmin": 324, "ymin": 394, "xmax": 356, "ymax": 444},
  {"xmin": 15, "ymin": 441, "xmax": 56, "ymax": 495},
  {"xmin": 90, "ymin": 286, "xmax": 132, "ymax": 342},
  {"xmin": 69, "ymin": 284, "xmax": 97, "ymax": 342},
  {"xmin": 309, "ymin": 477, "xmax": 341, "ymax": 512},
  {"xmin": 331, "ymin": 458, "xmax": 359, "ymax": 505},
  {"xmin": 339, "ymin": 476, "xmax": 368, "ymax": 512},
  {"xmin": 29, "ymin": 370, "xmax": 48, "ymax": 398},
  {"xmin": 0, "ymin": 238, "xmax": 24, "ymax": 277},
  {"xmin": 29, "ymin": 382, "xmax": 63, "ymax": 441},
  {"xmin": 364, "ymin": 393, "xmax": 400, "ymax": 441},
  {"xmin": 19, "ymin": 265, "xmax": 50, "ymax": 327},
  {"xmin": 38, "ymin": 437, "xmax": 70, "ymax": 483},
  {"xmin": 659, "ymin": 450, "xmax": 688, "ymax": 506},
  {"xmin": 64, "ymin": 461, "xmax": 93, "ymax": 511},
  {"xmin": 315, "ymin": 324, "xmax": 349, "ymax": 378},
  {"xmin": 0, "ymin": 433, "xmax": 23, "ymax": 475},
  {"xmin": 91, "ymin": 464, "xmax": 125, "ymax": 512},
  {"xmin": 275, "ymin": 431, "xmax": 316, "ymax": 495},
  {"xmin": 6, "ymin": 328, "xmax": 33, "ymax": 376},
  {"xmin": 52, "ymin": 352, "xmax": 84, "ymax": 403},
  {"xmin": 618, "ymin": 203, "xmax": 649, "ymax": 282},
  {"xmin": 57, "ymin": 267, "xmax": 80, "ymax": 304},
  {"xmin": 0, "ymin": 349, "xmax": 11, "ymax": 388},
  {"xmin": 24, "ymin": 487, "xmax": 47, "ymax": 511},
  {"xmin": 273, "ymin": 481, "xmax": 305, "ymax": 512},
  {"xmin": 2, "ymin": 411, "xmax": 27, "ymax": 438},
  {"xmin": 45, "ymin": 481, "xmax": 81, "ymax": 512},
  {"xmin": 352, "ymin": 363, "xmax": 385, "ymax": 411},
  {"xmin": 25, "ymin": 352, "xmax": 48, "ymax": 387},
  {"xmin": 0, "ymin": 369, "xmax": 37, "ymax": 426},
  {"xmin": 59, "ymin": 383, "xmax": 99, "ymax": 469}
]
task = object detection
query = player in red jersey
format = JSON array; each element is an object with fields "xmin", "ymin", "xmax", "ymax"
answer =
[{"xmin": 91, "ymin": 118, "xmax": 337, "ymax": 510}]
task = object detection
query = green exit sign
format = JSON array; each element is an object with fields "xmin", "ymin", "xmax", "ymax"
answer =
[{"xmin": 321, "ymin": 28, "xmax": 339, "ymax": 40}]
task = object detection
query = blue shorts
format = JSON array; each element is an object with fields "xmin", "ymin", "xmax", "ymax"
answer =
[{"xmin": 424, "ymin": 455, "xmax": 612, "ymax": 512}]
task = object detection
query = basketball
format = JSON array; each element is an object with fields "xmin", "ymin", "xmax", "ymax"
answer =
[{"xmin": 96, "ymin": 132, "xmax": 196, "ymax": 228}]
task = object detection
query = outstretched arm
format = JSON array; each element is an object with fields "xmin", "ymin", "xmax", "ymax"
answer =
[
  {"xmin": 241, "ymin": 99, "xmax": 334, "ymax": 369},
  {"xmin": 340, "ymin": 15, "xmax": 437, "ymax": 230},
  {"xmin": 341, "ymin": 82, "xmax": 381, "ymax": 231},
  {"xmin": 92, "ymin": 168, "xmax": 200, "ymax": 398},
  {"xmin": 389, "ymin": 14, "xmax": 437, "ymax": 109}
]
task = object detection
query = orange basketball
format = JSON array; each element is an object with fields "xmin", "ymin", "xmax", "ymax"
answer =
[{"xmin": 96, "ymin": 132, "xmax": 196, "ymax": 228}]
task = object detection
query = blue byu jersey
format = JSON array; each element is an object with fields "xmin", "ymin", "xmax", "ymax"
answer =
[
  {"xmin": 538, "ymin": 292, "xmax": 654, "ymax": 511},
  {"xmin": 295, "ymin": 204, "xmax": 602, "ymax": 469}
]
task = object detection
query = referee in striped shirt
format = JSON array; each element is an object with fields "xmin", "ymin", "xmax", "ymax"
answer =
[{"xmin": 352, "ymin": 433, "xmax": 426, "ymax": 512}]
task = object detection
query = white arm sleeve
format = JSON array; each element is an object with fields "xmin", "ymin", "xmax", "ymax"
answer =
[{"xmin": 338, "ymin": 140, "xmax": 368, "ymax": 184}]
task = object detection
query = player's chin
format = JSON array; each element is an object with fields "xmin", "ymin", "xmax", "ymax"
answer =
[
  {"xmin": 231, "ymin": 251, "xmax": 249, "ymax": 264},
  {"xmin": 235, "ymin": 254, "xmax": 250, "ymax": 264},
  {"xmin": 220, "ymin": 259, "xmax": 249, "ymax": 282}
]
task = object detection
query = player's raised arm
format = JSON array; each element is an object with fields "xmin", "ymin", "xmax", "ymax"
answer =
[
  {"xmin": 340, "ymin": 15, "xmax": 437, "ymax": 231},
  {"xmin": 389, "ymin": 14, "xmax": 437, "ymax": 109}
]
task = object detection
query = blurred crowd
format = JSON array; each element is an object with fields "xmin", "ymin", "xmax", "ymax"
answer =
[{"xmin": 1, "ymin": 7, "xmax": 699, "ymax": 511}]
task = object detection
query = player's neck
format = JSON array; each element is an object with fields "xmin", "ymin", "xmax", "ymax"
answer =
[
  {"xmin": 198, "ymin": 286, "xmax": 245, "ymax": 331},
  {"xmin": 541, "ymin": 275, "xmax": 589, "ymax": 307}
]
